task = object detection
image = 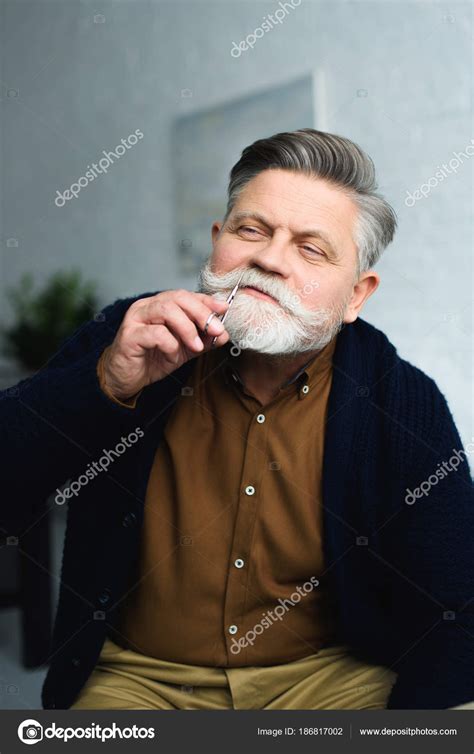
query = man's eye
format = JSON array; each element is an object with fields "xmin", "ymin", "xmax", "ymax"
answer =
[
  {"xmin": 302, "ymin": 245, "xmax": 324, "ymax": 256},
  {"xmin": 240, "ymin": 226, "xmax": 261, "ymax": 235}
]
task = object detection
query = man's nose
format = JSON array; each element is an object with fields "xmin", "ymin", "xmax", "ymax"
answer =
[{"xmin": 247, "ymin": 231, "xmax": 292, "ymax": 277}]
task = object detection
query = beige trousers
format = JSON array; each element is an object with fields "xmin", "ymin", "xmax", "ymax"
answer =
[{"xmin": 70, "ymin": 637, "xmax": 398, "ymax": 710}]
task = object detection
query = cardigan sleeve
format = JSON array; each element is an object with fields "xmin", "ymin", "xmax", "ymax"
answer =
[
  {"xmin": 0, "ymin": 295, "xmax": 149, "ymax": 533},
  {"xmin": 384, "ymin": 371, "xmax": 474, "ymax": 709}
]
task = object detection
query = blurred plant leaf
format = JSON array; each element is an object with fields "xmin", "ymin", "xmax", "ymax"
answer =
[{"xmin": 2, "ymin": 270, "xmax": 99, "ymax": 372}]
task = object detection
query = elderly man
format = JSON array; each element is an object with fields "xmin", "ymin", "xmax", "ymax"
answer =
[{"xmin": 2, "ymin": 129, "xmax": 473, "ymax": 711}]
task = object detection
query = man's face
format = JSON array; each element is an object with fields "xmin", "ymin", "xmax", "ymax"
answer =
[{"xmin": 199, "ymin": 168, "xmax": 372, "ymax": 356}]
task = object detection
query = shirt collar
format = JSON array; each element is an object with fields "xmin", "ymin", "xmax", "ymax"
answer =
[{"xmin": 220, "ymin": 334, "xmax": 338, "ymax": 396}]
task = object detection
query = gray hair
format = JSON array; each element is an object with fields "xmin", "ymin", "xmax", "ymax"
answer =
[{"xmin": 223, "ymin": 128, "xmax": 397, "ymax": 274}]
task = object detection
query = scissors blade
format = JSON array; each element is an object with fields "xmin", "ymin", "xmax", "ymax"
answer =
[
  {"xmin": 220, "ymin": 272, "xmax": 244, "ymax": 324},
  {"xmin": 211, "ymin": 271, "xmax": 245, "ymax": 347}
]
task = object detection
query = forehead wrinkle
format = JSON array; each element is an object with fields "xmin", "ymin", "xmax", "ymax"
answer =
[{"xmin": 233, "ymin": 181, "xmax": 356, "ymax": 233}]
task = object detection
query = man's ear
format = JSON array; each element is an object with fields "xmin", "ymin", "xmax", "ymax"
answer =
[
  {"xmin": 343, "ymin": 271, "xmax": 380, "ymax": 324},
  {"xmin": 211, "ymin": 221, "xmax": 222, "ymax": 248}
]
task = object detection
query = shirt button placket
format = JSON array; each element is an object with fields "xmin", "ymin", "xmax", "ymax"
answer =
[{"xmin": 225, "ymin": 410, "xmax": 266, "ymax": 661}]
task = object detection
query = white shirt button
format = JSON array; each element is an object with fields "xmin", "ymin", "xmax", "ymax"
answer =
[
  {"xmin": 228, "ymin": 625, "xmax": 238, "ymax": 635},
  {"xmin": 245, "ymin": 485, "xmax": 255, "ymax": 495},
  {"xmin": 301, "ymin": 384, "xmax": 310, "ymax": 394},
  {"xmin": 256, "ymin": 414, "xmax": 265, "ymax": 423},
  {"xmin": 234, "ymin": 558, "xmax": 245, "ymax": 569}
]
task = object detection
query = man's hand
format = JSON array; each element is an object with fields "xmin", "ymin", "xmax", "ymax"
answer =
[{"xmin": 101, "ymin": 290, "xmax": 230, "ymax": 401}]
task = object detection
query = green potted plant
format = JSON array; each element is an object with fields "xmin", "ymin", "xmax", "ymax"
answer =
[{"xmin": 1, "ymin": 270, "xmax": 99, "ymax": 373}]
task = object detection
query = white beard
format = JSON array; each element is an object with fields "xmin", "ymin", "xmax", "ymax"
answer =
[{"xmin": 198, "ymin": 258, "xmax": 349, "ymax": 356}]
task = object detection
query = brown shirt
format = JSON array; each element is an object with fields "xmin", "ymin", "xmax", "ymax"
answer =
[{"xmin": 98, "ymin": 335, "xmax": 338, "ymax": 666}]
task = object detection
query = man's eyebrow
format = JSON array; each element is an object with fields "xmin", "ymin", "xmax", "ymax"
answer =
[{"xmin": 229, "ymin": 210, "xmax": 340, "ymax": 259}]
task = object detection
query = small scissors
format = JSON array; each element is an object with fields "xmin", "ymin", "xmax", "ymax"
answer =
[{"xmin": 204, "ymin": 271, "xmax": 245, "ymax": 348}]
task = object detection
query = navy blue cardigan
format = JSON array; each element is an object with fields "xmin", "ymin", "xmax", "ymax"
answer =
[{"xmin": 1, "ymin": 291, "xmax": 473, "ymax": 710}]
